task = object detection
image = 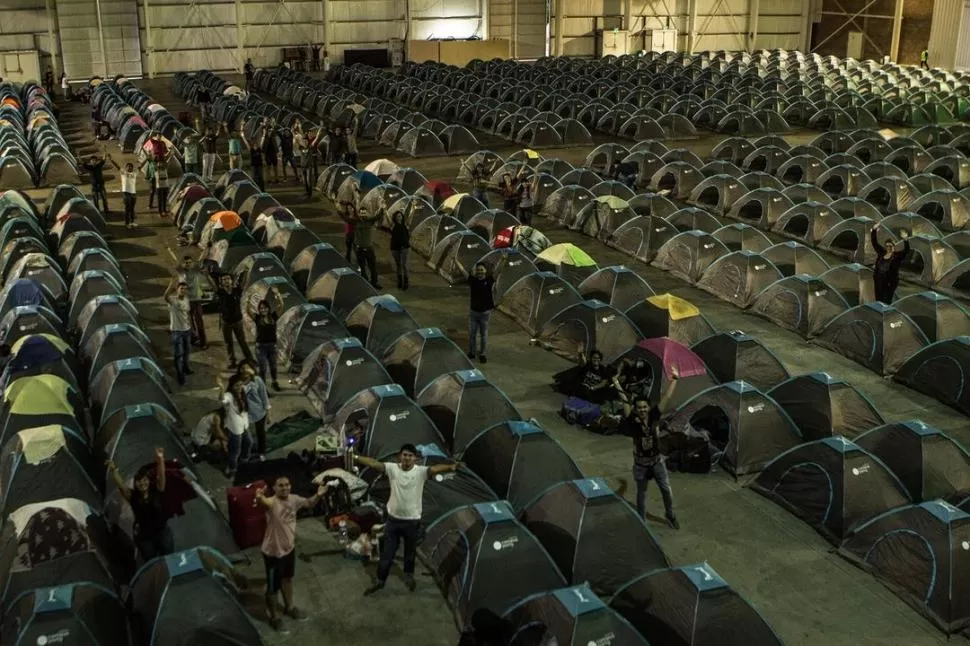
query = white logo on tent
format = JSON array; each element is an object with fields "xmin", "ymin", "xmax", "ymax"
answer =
[
  {"xmin": 311, "ymin": 319, "xmax": 330, "ymax": 327},
  {"xmin": 19, "ymin": 323, "xmax": 36, "ymax": 331},
  {"xmin": 345, "ymin": 358, "xmax": 364, "ymax": 366},
  {"xmin": 588, "ymin": 633, "xmax": 616, "ymax": 646},
  {"xmin": 388, "ymin": 411, "xmax": 409, "ymax": 422},
  {"xmin": 754, "ymin": 264, "xmax": 767, "ymax": 271},
  {"xmin": 851, "ymin": 464, "xmax": 871, "ymax": 476},
  {"xmin": 573, "ymin": 588, "xmax": 591, "ymax": 603},
  {"xmin": 36, "ymin": 630, "xmax": 71, "ymax": 645},
  {"xmin": 492, "ymin": 536, "xmax": 518, "ymax": 551},
  {"xmin": 702, "ymin": 243, "xmax": 716, "ymax": 249},
  {"xmin": 509, "ymin": 260, "xmax": 521, "ymax": 266},
  {"xmin": 694, "ymin": 565, "xmax": 714, "ymax": 581},
  {"xmin": 548, "ymin": 287, "xmax": 563, "ymax": 294},
  {"xmin": 746, "ymin": 403, "xmax": 764, "ymax": 414},
  {"xmin": 889, "ymin": 320, "xmax": 902, "ymax": 329},
  {"xmin": 962, "ymin": 541, "xmax": 970, "ymax": 551},
  {"xmin": 601, "ymin": 315, "xmax": 615, "ymax": 323},
  {"xmin": 813, "ymin": 289, "xmax": 828, "ymax": 297}
]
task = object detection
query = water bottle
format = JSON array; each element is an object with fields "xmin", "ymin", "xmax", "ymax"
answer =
[{"xmin": 338, "ymin": 520, "xmax": 349, "ymax": 545}]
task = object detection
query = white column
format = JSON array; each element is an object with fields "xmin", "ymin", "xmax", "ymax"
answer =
[
  {"xmin": 45, "ymin": 0, "xmax": 59, "ymax": 76},
  {"xmin": 889, "ymin": 0, "xmax": 904, "ymax": 62},
  {"xmin": 747, "ymin": 0, "xmax": 760, "ymax": 52},
  {"xmin": 687, "ymin": 0, "xmax": 698, "ymax": 53},
  {"xmin": 143, "ymin": 0, "xmax": 155, "ymax": 78},
  {"xmin": 236, "ymin": 0, "xmax": 244, "ymax": 70},
  {"xmin": 554, "ymin": 0, "xmax": 564, "ymax": 55}
]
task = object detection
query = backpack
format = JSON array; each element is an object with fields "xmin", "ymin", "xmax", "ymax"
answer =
[
  {"xmin": 560, "ymin": 397, "xmax": 601, "ymax": 427},
  {"xmin": 319, "ymin": 477, "xmax": 353, "ymax": 518}
]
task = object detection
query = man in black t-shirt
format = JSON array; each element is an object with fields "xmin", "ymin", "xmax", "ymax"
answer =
[
  {"xmin": 468, "ymin": 263, "xmax": 494, "ymax": 364},
  {"xmin": 196, "ymin": 86, "xmax": 211, "ymax": 123},
  {"xmin": 619, "ymin": 368, "xmax": 681, "ymax": 529},
  {"xmin": 216, "ymin": 273, "xmax": 254, "ymax": 367},
  {"xmin": 244, "ymin": 59, "xmax": 255, "ymax": 89},
  {"xmin": 83, "ymin": 153, "xmax": 111, "ymax": 215}
]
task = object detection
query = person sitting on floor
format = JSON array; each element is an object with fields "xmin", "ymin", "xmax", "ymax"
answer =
[
  {"xmin": 552, "ymin": 343, "xmax": 615, "ymax": 405},
  {"xmin": 190, "ymin": 408, "xmax": 229, "ymax": 463}
]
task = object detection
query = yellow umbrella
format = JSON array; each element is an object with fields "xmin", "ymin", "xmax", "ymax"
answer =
[
  {"xmin": 595, "ymin": 195, "xmax": 629, "ymax": 210},
  {"xmin": 646, "ymin": 293, "xmax": 701, "ymax": 320},
  {"xmin": 537, "ymin": 243, "xmax": 596, "ymax": 267},
  {"xmin": 11, "ymin": 334, "xmax": 70, "ymax": 354},
  {"xmin": 441, "ymin": 193, "xmax": 469, "ymax": 211},
  {"xmin": 4, "ymin": 375, "xmax": 74, "ymax": 415}
]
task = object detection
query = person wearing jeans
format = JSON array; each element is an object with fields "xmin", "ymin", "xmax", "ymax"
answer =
[
  {"xmin": 238, "ymin": 361, "xmax": 271, "ymax": 459},
  {"xmin": 389, "ymin": 211, "xmax": 410, "ymax": 290},
  {"xmin": 113, "ymin": 159, "xmax": 138, "ymax": 228},
  {"xmin": 164, "ymin": 279, "xmax": 193, "ymax": 385},
  {"xmin": 177, "ymin": 256, "xmax": 208, "ymax": 348},
  {"xmin": 201, "ymin": 126, "xmax": 219, "ymax": 182},
  {"xmin": 247, "ymin": 287, "xmax": 284, "ymax": 390},
  {"xmin": 356, "ymin": 444, "xmax": 460, "ymax": 596},
  {"xmin": 467, "ymin": 263, "xmax": 494, "ymax": 364},
  {"xmin": 220, "ymin": 374, "xmax": 253, "ymax": 477},
  {"xmin": 216, "ymin": 273, "xmax": 254, "ymax": 367},
  {"xmin": 354, "ymin": 214, "xmax": 381, "ymax": 289},
  {"xmin": 619, "ymin": 374, "xmax": 681, "ymax": 530}
]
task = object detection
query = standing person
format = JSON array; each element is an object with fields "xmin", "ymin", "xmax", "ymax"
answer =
[
  {"xmin": 467, "ymin": 263, "xmax": 494, "ymax": 364},
  {"xmin": 242, "ymin": 128, "xmax": 265, "ymax": 190},
  {"xmin": 201, "ymin": 126, "xmax": 219, "ymax": 182},
  {"xmin": 296, "ymin": 123, "xmax": 316, "ymax": 198},
  {"xmin": 237, "ymin": 360, "xmax": 271, "ymax": 460},
  {"xmin": 44, "ymin": 67, "xmax": 54, "ymax": 95},
  {"xmin": 469, "ymin": 161, "xmax": 491, "ymax": 205},
  {"xmin": 331, "ymin": 127, "xmax": 347, "ymax": 165},
  {"xmin": 870, "ymin": 223, "xmax": 910, "ymax": 304},
  {"xmin": 225, "ymin": 122, "xmax": 243, "ymax": 171},
  {"xmin": 354, "ymin": 204, "xmax": 381, "ymax": 289},
  {"xmin": 517, "ymin": 182, "xmax": 533, "ymax": 225},
  {"xmin": 619, "ymin": 370, "xmax": 680, "ymax": 530},
  {"xmin": 263, "ymin": 120, "xmax": 280, "ymax": 184},
  {"xmin": 390, "ymin": 211, "xmax": 410, "ymax": 290},
  {"xmin": 164, "ymin": 279, "xmax": 192, "ymax": 385},
  {"xmin": 279, "ymin": 125, "xmax": 296, "ymax": 182},
  {"xmin": 345, "ymin": 117, "xmax": 359, "ymax": 167},
  {"xmin": 254, "ymin": 476, "xmax": 329, "ymax": 631},
  {"xmin": 216, "ymin": 272, "xmax": 254, "ymax": 367},
  {"xmin": 244, "ymin": 58, "xmax": 256, "ymax": 90},
  {"xmin": 322, "ymin": 49, "xmax": 331, "ymax": 76},
  {"xmin": 920, "ymin": 48, "xmax": 930, "ymax": 70},
  {"xmin": 154, "ymin": 153, "xmax": 172, "ymax": 218},
  {"xmin": 182, "ymin": 132, "xmax": 201, "ymax": 176},
  {"xmin": 82, "ymin": 152, "xmax": 111, "ymax": 216},
  {"xmin": 176, "ymin": 255, "xmax": 208, "ymax": 349},
  {"xmin": 196, "ymin": 85, "xmax": 211, "ymax": 123},
  {"xmin": 90, "ymin": 103, "xmax": 102, "ymax": 137},
  {"xmin": 247, "ymin": 286, "xmax": 284, "ymax": 389},
  {"xmin": 500, "ymin": 172, "xmax": 519, "ymax": 214},
  {"xmin": 218, "ymin": 374, "xmax": 253, "ymax": 477},
  {"xmin": 106, "ymin": 447, "xmax": 174, "ymax": 560},
  {"xmin": 110, "ymin": 158, "xmax": 138, "ymax": 228},
  {"xmin": 344, "ymin": 219, "xmax": 356, "ymax": 264},
  {"xmin": 355, "ymin": 445, "xmax": 460, "ymax": 595},
  {"xmin": 60, "ymin": 72, "xmax": 69, "ymax": 101}
]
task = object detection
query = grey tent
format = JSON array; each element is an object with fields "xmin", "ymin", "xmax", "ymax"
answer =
[
  {"xmin": 578, "ymin": 266, "xmax": 654, "ymax": 312},
  {"xmin": 653, "ymin": 231, "xmax": 729, "ymax": 283},
  {"xmin": 387, "ymin": 195, "xmax": 437, "ymax": 230},
  {"xmin": 555, "ymin": 118, "xmax": 594, "ymax": 145},
  {"xmin": 772, "ymin": 202, "xmax": 841, "ymax": 245},
  {"xmin": 466, "ymin": 209, "xmax": 520, "ymax": 242},
  {"xmin": 741, "ymin": 145, "xmax": 790, "ymax": 175},
  {"xmin": 517, "ymin": 120, "xmax": 564, "ymax": 148},
  {"xmin": 821, "ymin": 263, "xmax": 877, "ymax": 306},
  {"xmin": 427, "ymin": 230, "xmax": 490, "ymax": 285},
  {"xmin": 397, "ymin": 127, "xmax": 446, "ymax": 157},
  {"xmin": 711, "ymin": 223, "xmax": 772, "ymax": 252},
  {"xmin": 439, "ymin": 124, "xmax": 479, "ymax": 155},
  {"xmin": 666, "ymin": 380, "xmax": 801, "ymax": 476},
  {"xmin": 691, "ymin": 330, "xmax": 790, "ymax": 391},
  {"xmin": 290, "ymin": 242, "xmax": 349, "ymax": 292},
  {"xmin": 901, "ymin": 235, "xmax": 961, "ymax": 286},
  {"xmin": 688, "ymin": 174, "xmax": 747, "ymax": 214},
  {"xmin": 761, "ymin": 241, "xmax": 830, "ymax": 277},
  {"xmin": 298, "ymin": 337, "xmax": 393, "ymax": 420},
  {"xmin": 411, "ymin": 215, "xmax": 467, "ymax": 258},
  {"xmin": 383, "ymin": 328, "xmax": 473, "ymax": 398},
  {"xmin": 484, "ymin": 247, "xmax": 539, "ymax": 300},
  {"xmin": 711, "ymin": 137, "xmax": 756, "ymax": 165},
  {"xmin": 813, "ymin": 302, "xmax": 928, "ymax": 376},
  {"xmin": 752, "ymin": 274, "xmax": 849, "ymax": 338},
  {"xmin": 536, "ymin": 299, "xmax": 642, "ymax": 363},
  {"xmin": 276, "ymin": 303, "xmax": 350, "ymax": 374},
  {"xmin": 608, "ymin": 215, "xmax": 677, "ymax": 263},
  {"xmin": 344, "ymin": 294, "xmax": 419, "ymax": 357},
  {"xmin": 306, "ymin": 267, "xmax": 379, "ymax": 318},
  {"xmin": 520, "ymin": 478, "xmax": 668, "ymax": 596},
  {"xmin": 819, "ymin": 217, "xmax": 878, "ymax": 264},
  {"xmin": 909, "ymin": 190, "xmax": 970, "ymax": 231},
  {"xmin": 726, "ymin": 188, "xmax": 793, "ymax": 228},
  {"xmin": 858, "ymin": 177, "xmax": 918, "ymax": 214},
  {"xmin": 623, "ymin": 294, "xmax": 716, "ymax": 347},
  {"xmin": 498, "ymin": 271, "xmax": 582, "ymax": 336},
  {"xmin": 767, "ymin": 372, "xmax": 885, "ymax": 441},
  {"xmin": 829, "ymin": 196, "xmax": 882, "ymax": 220},
  {"xmin": 648, "ymin": 162, "xmax": 702, "ymax": 200},
  {"xmin": 777, "ymin": 155, "xmax": 829, "ymax": 185},
  {"xmin": 816, "ymin": 165, "xmax": 871, "ymax": 198},
  {"xmin": 697, "ymin": 251, "xmax": 784, "ymax": 308},
  {"xmin": 894, "ymin": 291, "xmax": 970, "ymax": 342},
  {"xmin": 438, "ymin": 194, "xmax": 487, "ymax": 224},
  {"xmin": 540, "ymin": 185, "xmax": 596, "ymax": 225},
  {"xmin": 665, "ymin": 207, "xmax": 723, "ymax": 234},
  {"xmin": 894, "ymin": 337, "xmax": 970, "ymax": 416}
]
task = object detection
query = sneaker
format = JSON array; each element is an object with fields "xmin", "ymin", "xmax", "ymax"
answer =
[
  {"xmin": 284, "ymin": 606, "xmax": 309, "ymax": 621},
  {"xmin": 363, "ymin": 582, "xmax": 385, "ymax": 596},
  {"xmin": 268, "ymin": 617, "xmax": 287, "ymax": 632},
  {"xmin": 404, "ymin": 575, "xmax": 416, "ymax": 592},
  {"xmin": 667, "ymin": 517, "xmax": 680, "ymax": 530},
  {"xmin": 479, "ymin": 355, "xmax": 488, "ymax": 364}
]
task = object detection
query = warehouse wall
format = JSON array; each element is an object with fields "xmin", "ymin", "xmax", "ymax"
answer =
[
  {"xmin": 809, "ymin": 0, "xmax": 932, "ymax": 65},
  {"xmin": 0, "ymin": 0, "xmax": 58, "ymax": 68}
]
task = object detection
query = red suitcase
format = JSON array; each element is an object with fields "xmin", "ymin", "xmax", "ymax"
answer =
[{"xmin": 227, "ymin": 480, "xmax": 267, "ymax": 549}]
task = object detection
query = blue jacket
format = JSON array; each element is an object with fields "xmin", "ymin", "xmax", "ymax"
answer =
[{"xmin": 244, "ymin": 377, "xmax": 270, "ymax": 422}]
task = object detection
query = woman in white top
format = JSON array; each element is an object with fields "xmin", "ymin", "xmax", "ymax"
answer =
[
  {"xmin": 218, "ymin": 374, "xmax": 253, "ymax": 476},
  {"xmin": 60, "ymin": 73, "xmax": 69, "ymax": 100},
  {"xmin": 190, "ymin": 408, "xmax": 229, "ymax": 462}
]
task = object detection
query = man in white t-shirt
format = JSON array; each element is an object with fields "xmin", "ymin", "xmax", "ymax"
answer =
[
  {"xmin": 164, "ymin": 278, "xmax": 192, "ymax": 385},
  {"xmin": 355, "ymin": 444, "xmax": 460, "ymax": 595}
]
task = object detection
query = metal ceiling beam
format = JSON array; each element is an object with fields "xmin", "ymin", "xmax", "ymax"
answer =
[{"xmin": 812, "ymin": 0, "xmax": 883, "ymax": 56}]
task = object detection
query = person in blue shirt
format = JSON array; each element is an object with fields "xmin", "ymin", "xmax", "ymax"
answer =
[{"xmin": 238, "ymin": 360, "xmax": 271, "ymax": 461}]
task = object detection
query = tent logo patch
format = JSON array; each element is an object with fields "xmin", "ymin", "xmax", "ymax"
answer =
[
  {"xmin": 345, "ymin": 358, "xmax": 364, "ymax": 366},
  {"xmin": 746, "ymin": 403, "xmax": 764, "ymax": 414},
  {"xmin": 434, "ymin": 472, "xmax": 455, "ymax": 483},
  {"xmin": 889, "ymin": 320, "xmax": 903, "ymax": 329},
  {"xmin": 754, "ymin": 264, "xmax": 767, "ymax": 271},
  {"xmin": 851, "ymin": 464, "xmax": 871, "ymax": 477},
  {"xmin": 388, "ymin": 411, "xmax": 409, "ymax": 422},
  {"xmin": 548, "ymin": 287, "xmax": 564, "ymax": 294},
  {"xmin": 492, "ymin": 536, "xmax": 519, "ymax": 551},
  {"xmin": 588, "ymin": 634, "xmax": 616, "ymax": 646},
  {"xmin": 36, "ymin": 629, "xmax": 71, "ymax": 645},
  {"xmin": 601, "ymin": 315, "xmax": 615, "ymax": 324},
  {"xmin": 311, "ymin": 319, "xmax": 330, "ymax": 327}
]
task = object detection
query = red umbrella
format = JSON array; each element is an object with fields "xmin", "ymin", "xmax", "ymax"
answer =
[
  {"xmin": 493, "ymin": 226, "xmax": 515, "ymax": 248},
  {"xmin": 637, "ymin": 338, "xmax": 708, "ymax": 379}
]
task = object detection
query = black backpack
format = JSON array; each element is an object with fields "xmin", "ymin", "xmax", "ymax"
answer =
[{"xmin": 319, "ymin": 478, "xmax": 353, "ymax": 518}]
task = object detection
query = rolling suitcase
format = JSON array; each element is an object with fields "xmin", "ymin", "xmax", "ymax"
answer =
[
  {"xmin": 227, "ymin": 480, "xmax": 267, "ymax": 549},
  {"xmin": 560, "ymin": 396, "xmax": 601, "ymax": 427}
]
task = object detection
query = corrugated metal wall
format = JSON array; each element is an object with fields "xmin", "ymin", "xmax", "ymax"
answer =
[
  {"xmin": 929, "ymin": 0, "xmax": 965, "ymax": 69},
  {"xmin": 57, "ymin": 0, "xmax": 106, "ymax": 78},
  {"xmin": 490, "ymin": 0, "xmax": 548, "ymax": 58},
  {"xmin": 99, "ymin": 0, "xmax": 143, "ymax": 76}
]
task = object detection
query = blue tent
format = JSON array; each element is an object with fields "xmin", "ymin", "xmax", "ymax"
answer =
[
  {"xmin": 1, "ymin": 583, "xmax": 131, "ymax": 646},
  {"xmin": 2, "ymin": 279, "xmax": 44, "ymax": 309}
]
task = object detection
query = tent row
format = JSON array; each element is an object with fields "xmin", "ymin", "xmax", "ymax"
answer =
[
  {"xmin": 0, "ymin": 82, "xmax": 78, "ymax": 188},
  {"xmin": 0, "ymin": 189, "xmax": 262, "ymax": 646}
]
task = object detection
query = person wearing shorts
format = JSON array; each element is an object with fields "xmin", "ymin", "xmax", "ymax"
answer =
[{"xmin": 255, "ymin": 476, "xmax": 328, "ymax": 632}]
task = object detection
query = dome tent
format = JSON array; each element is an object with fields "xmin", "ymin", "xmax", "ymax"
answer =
[
  {"xmin": 856, "ymin": 421, "xmax": 970, "ymax": 503},
  {"xmin": 520, "ymin": 478, "xmax": 669, "ymax": 597},
  {"xmin": 608, "ymin": 215, "xmax": 677, "ymax": 263},
  {"xmin": 610, "ymin": 563, "xmax": 785, "ymax": 646},
  {"xmin": 344, "ymin": 294, "xmax": 419, "ymax": 357},
  {"xmin": 894, "ymin": 337, "xmax": 970, "ymax": 416},
  {"xmin": 1, "ymin": 583, "xmax": 131, "ymax": 646},
  {"xmin": 820, "ymin": 263, "xmax": 876, "ymax": 306},
  {"xmin": 498, "ymin": 271, "xmax": 582, "ymax": 336},
  {"xmin": 536, "ymin": 299, "xmax": 642, "ymax": 363},
  {"xmin": 697, "ymin": 251, "xmax": 784, "ymax": 309},
  {"xmin": 813, "ymin": 302, "xmax": 928, "ymax": 376},
  {"xmin": 276, "ymin": 303, "xmax": 350, "ymax": 374},
  {"xmin": 306, "ymin": 267, "xmax": 378, "ymax": 319},
  {"xmin": 767, "ymin": 372, "xmax": 884, "ymax": 441},
  {"xmin": 624, "ymin": 294, "xmax": 715, "ymax": 347},
  {"xmin": 711, "ymin": 223, "xmax": 772, "ymax": 252},
  {"xmin": 298, "ymin": 337, "xmax": 392, "ymax": 421},
  {"xmin": 665, "ymin": 380, "xmax": 802, "ymax": 476},
  {"xmin": 383, "ymin": 328, "xmax": 473, "ymax": 398},
  {"xmin": 751, "ymin": 274, "xmax": 849, "ymax": 338},
  {"xmin": 653, "ymin": 231, "xmax": 730, "ymax": 283},
  {"xmin": 839, "ymin": 501, "xmax": 970, "ymax": 635},
  {"xmin": 690, "ymin": 330, "xmax": 789, "ymax": 392},
  {"xmin": 894, "ymin": 291, "xmax": 970, "ymax": 342},
  {"xmin": 751, "ymin": 436, "xmax": 911, "ymax": 543},
  {"xmin": 577, "ymin": 265, "xmax": 655, "ymax": 312}
]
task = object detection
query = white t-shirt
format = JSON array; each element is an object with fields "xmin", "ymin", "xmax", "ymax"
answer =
[
  {"xmin": 191, "ymin": 412, "xmax": 220, "ymax": 446},
  {"xmin": 121, "ymin": 171, "xmax": 137, "ymax": 194},
  {"xmin": 167, "ymin": 294, "xmax": 191, "ymax": 332},
  {"xmin": 384, "ymin": 463, "xmax": 429, "ymax": 521},
  {"xmin": 221, "ymin": 392, "xmax": 250, "ymax": 436}
]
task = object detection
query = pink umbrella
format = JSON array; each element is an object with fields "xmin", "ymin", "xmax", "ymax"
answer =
[{"xmin": 637, "ymin": 337, "xmax": 708, "ymax": 379}]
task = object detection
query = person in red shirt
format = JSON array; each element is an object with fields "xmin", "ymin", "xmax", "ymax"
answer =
[{"xmin": 254, "ymin": 477, "xmax": 328, "ymax": 632}]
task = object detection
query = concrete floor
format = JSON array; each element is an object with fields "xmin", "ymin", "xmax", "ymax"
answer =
[{"xmin": 50, "ymin": 73, "xmax": 970, "ymax": 646}]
